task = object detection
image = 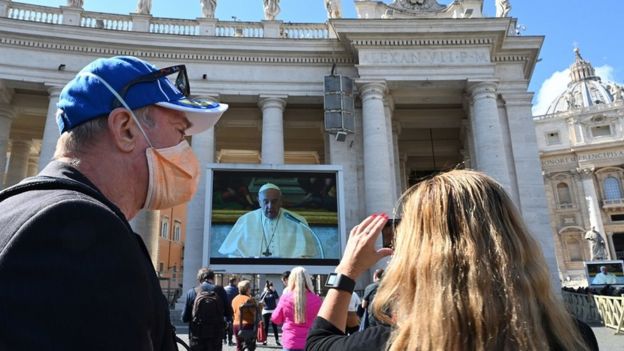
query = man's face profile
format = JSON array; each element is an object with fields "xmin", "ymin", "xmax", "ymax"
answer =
[{"xmin": 259, "ymin": 189, "xmax": 282, "ymax": 219}]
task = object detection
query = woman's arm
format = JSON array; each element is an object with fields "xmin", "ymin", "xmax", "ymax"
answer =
[{"xmin": 316, "ymin": 214, "xmax": 391, "ymax": 332}]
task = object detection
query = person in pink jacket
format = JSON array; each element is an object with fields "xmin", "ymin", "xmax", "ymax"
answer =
[{"xmin": 272, "ymin": 266, "xmax": 322, "ymax": 351}]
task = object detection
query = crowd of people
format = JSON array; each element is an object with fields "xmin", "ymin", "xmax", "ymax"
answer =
[{"xmin": 0, "ymin": 55, "xmax": 607, "ymax": 351}]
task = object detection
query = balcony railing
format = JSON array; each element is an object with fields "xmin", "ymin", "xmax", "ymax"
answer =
[
  {"xmin": 603, "ymin": 198, "xmax": 624, "ymax": 206},
  {"xmin": 1, "ymin": 1, "xmax": 330, "ymax": 39}
]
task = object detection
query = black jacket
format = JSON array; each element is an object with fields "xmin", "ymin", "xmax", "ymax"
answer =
[{"xmin": 0, "ymin": 161, "xmax": 176, "ymax": 351}]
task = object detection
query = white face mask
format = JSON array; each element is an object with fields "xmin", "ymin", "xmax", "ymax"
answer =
[{"xmin": 81, "ymin": 72, "xmax": 200, "ymax": 210}]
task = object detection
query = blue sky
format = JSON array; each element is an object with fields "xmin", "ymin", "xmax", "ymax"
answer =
[{"xmin": 21, "ymin": 1, "xmax": 624, "ymax": 114}]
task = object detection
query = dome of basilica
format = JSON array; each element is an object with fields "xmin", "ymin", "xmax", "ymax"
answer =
[{"xmin": 545, "ymin": 48, "xmax": 624, "ymax": 115}]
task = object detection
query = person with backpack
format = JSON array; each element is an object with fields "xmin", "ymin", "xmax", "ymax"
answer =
[
  {"xmin": 182, "ymin": 268, "xmax": 233, "ymax": 351},
  {"xmin": 259, "ymin": 280, "xmax": 281, "ymax": 346},
  {"xmin": 0, "ymin": 56, "xmax": 227, "ymax": 351}
]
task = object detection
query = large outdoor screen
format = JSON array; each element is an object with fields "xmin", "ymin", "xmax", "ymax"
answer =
[
  {"xmin": 584, "ymin": 260, "xmax": 624, "ymax": 286},
  {"xmin": 203, "ymin": 164, "xmax": 345, "ymax": 274}
]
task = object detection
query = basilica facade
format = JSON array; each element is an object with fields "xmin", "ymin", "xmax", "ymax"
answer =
[
  {"xmin": 534, "ymin": 49, "xmax": 624, "ymax": 284},
  {"xmin": 0, "ymin": 0, "xmax": 555, "ymax": 291}
]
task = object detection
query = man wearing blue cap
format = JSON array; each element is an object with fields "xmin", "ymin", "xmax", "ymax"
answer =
[{"xmin": 0, "ymin": 56, "xmax": 228, "ymax": 350}]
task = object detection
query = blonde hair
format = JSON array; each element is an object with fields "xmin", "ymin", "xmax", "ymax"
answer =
[
  {"xmin": 238, "ymin": 280, "xmax": 251, "ymax": 295},
  {"xmin": 288, "ymin": 266, "xmax": 314, "ymax": 324},
  {"xmin": 373, "ymin": 169, "xmax": 591, "ymax": 351}
]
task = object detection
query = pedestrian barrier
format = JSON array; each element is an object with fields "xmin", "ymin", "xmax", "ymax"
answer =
[{"xmin": 562, "ymin": 291, "xmax": 624, "ymax": 334}]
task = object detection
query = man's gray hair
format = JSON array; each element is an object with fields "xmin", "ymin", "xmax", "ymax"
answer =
[{"xmin": 54, "ymin": 106, "xmax": 154, "ymax": 162}]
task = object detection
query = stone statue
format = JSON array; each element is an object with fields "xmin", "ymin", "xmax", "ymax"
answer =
[
  {"xmin": 325, "ymin": 0, "xmax": 342, "ymax": 19},
  {"xmin": 584, "ymin": 228, "xmax": 608, "ymax": 261},
  {"xmin": 200, "ymin": 0, "xmax": 217, "ymax": 18},
  {"xmin": 263, "ymin": 0, "xmax": 280, "ymax": 21},
  {"xmin": 495, "ymin": 0, "xmax": 511, "ymax": 17},
  {"xmin": 608, "ymin": 84, "xmax": 623, "ymax": 101},
  {"xmin": 136, "ymin": 0, "xmax": 151, "ymax": 15},
  {"xmin": 67, "ymin": 0, "xmax": 84, "ymax": 8}
]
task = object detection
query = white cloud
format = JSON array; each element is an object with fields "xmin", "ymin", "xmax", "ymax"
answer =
[
  {"xmin": 532, "ymin": 69, "xmax": 570, "ymax": 116},
  {"xmin": 595, "ymin": 65, "xmax": 621, "ymax": 84}
]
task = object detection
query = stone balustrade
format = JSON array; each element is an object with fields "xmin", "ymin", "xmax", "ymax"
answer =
[
  {"xmin": 1, "ymin": 1, "xmax": 329, "ymax": 39},
  {"xmin": 216, "ymin": 21, "xmax": 263, "ymax": 38},
  {"xmin": 7, "ymin": 2, "xmax": 62, "ymax": 24},
  {"xmin": 281, "ymin": 23, "xmax": 329, "ymax": 39},
  {"xmin": 150, "ymin": 17, "xmax": 199, "ymax": 36},
  {"xmin": 81, "ymin": 11, "xmax": 132, "ymax": 31}
]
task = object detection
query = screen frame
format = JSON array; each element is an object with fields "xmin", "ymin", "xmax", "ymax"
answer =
[
  {"xmin": 583, "ymin": 260, "xmax": 624, "ymax": 286},
  {"xmin": 202, "ymin": 163, "xmax": 346, "ymax": 274}
]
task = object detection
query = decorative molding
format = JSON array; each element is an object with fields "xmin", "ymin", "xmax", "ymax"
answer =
[
  {"xmin": 0, "ymin": 37, "xmax": 353, "ymax": 64},
  {"xmin": 351, "ymin": 37, "xmax": 493, "ymax": 47}
]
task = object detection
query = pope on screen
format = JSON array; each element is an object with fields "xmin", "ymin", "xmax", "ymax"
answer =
[{"xmin": 218, "ymin": 183, "xmax": 323, "ymax": 258}]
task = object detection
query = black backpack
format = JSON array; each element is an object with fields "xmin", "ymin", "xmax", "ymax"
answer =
[{"xmin": 191, "ymin": 286, "xmax": 225, "ymax": 338}]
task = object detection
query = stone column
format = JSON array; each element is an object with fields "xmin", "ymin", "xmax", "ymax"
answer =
[
  {"xmin": 503, "ymin": 92, "xmax": 561, "ymax": 287},
  {"xmin": 468, "ymin": 81, "xmax": 513, "ymax": 192},
  {"xmin": 383, "ymin": 96, "xmax": 398, "ymax": 205},
  {"xmin": 38, "ymin": 86, "xmax": 62, "ymax": 171},
  {"xmin": 183, "ymin": 123, "xmax": 216, "ymax": 294},
  {"xmin": 259, "ymin": 95, "xmax": 286, "ymax": 164},
  {"xmin": 130, "ymin": 210, "xmax": 160, "ymax": 268},
  {"xmin": 360, "ymin": 81, "xmax": 394, "ymax": 215},
  {"xmin": 4, "ymin": 139, "xmax": 32, "ymax": 187},
  {"xmin": 327, "ymin": 112, "xmax": 360, "ymax": 241},
  {"xmin": 27, "ymin": 155, "xmax": 39, "ymax": 177},
  {"xmin": 391, "ymin": 122, "xmax": 402, "ymax": 200},
  {"xmin": 578, "ymin": 167, "xmax": 609, "ymax": 258},
  {"xmin": 0, "ymin": 103, "xmax": 15, "ymax": 190}
]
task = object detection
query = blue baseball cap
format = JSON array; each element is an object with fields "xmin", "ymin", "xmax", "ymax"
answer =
[{"xmin": 56, "ymin": 56, "xmax": 228, "ymax": 135}]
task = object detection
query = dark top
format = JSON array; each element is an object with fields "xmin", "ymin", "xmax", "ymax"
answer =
[
  {"xmin": 224, "ymin": 284, "xmax": 239, "ymax": 304},
  {"xmin": 362, "ymin": 281, "xmax": 381, "ymax": 327},
  {"xmin": 306, "ymin": 316, "xmax": 599, "ymax": 351},
  {"xmin": 181, "ymin": 281, "xmax": 233, "ymax": 324},
  {"xmin": 0, "ymin": 161, "xmax": 176, "ymax": 351}
]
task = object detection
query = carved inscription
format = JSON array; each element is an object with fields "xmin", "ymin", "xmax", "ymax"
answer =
[
  {"xmin": 578, "ymin": 150, "xmax": 624, "ymax": 162},
  {"xmin": 360, "ymin": 49, "xmax": 490, "ymax": 66},
  {"xmin": 542, "ymin": 150, "xmax": 624, "ymax": 167},
  {"xmin": 542, "ymin": 156, "xmax": 577, "ymax": 167}
]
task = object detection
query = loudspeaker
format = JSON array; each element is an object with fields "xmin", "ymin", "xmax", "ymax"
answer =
[{"xmin": 324, "ymin": 75, "xmax": 354, "ymax": 140}]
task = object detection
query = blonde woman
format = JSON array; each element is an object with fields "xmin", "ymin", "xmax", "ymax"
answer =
[
  {"xmin": 307, "ymin": 170, "xmax": 598, "ymax": 351},
  {"xmin": 272, "ymin": 267, "xmax": 322, "ymax": 351}
]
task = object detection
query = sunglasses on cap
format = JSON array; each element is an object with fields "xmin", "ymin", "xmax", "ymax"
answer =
[{"xmin": 111, "ymin": 64, "xmax": 190, "ymax": 109}]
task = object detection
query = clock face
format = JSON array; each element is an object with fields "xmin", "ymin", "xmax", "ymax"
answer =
[{"xmin": 326, "ymin": 274, "xmax": 338, "ymax": 285}]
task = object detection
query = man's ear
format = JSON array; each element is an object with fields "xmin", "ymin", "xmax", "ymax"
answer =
[{"xmin": 107, "ymin": 108, "xmax": 139, "ymax": 152}]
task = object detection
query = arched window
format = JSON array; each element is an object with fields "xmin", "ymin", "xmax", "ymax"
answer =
[
  {"xmin": 603, "ymin": 176, "xmax": 622, "ymax": 200},
  {"xmin": 557, "ymin": 183, "xmax": 572, "ymax": 204}
]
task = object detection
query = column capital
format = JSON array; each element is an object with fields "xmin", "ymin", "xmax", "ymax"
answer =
[
  {"xmin": 258, "ymin": 95, "xmax": 287, "ymax": 110},
  {"xmin": 500, "ymin": 91, "xmax": 534, "ymax": 106},
  {"xmin": 575, "ymin": 166, "xmax": 595, "ymax": 178},
  {"xmin": 357, "ymin": 81, "xmax": 387, "ymax": 103},
  {"xmin": 468, "ymin": 81, "xmax": 498, "ymax": 101},
  {"xmin": 46, "ymin": 84, "xmax": 64, "ymax": 98}
]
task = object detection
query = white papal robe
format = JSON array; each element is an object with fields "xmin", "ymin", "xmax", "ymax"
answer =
[{"xmin": 218, "ymin": 208, "xmax": 321, "ymax": 258}]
